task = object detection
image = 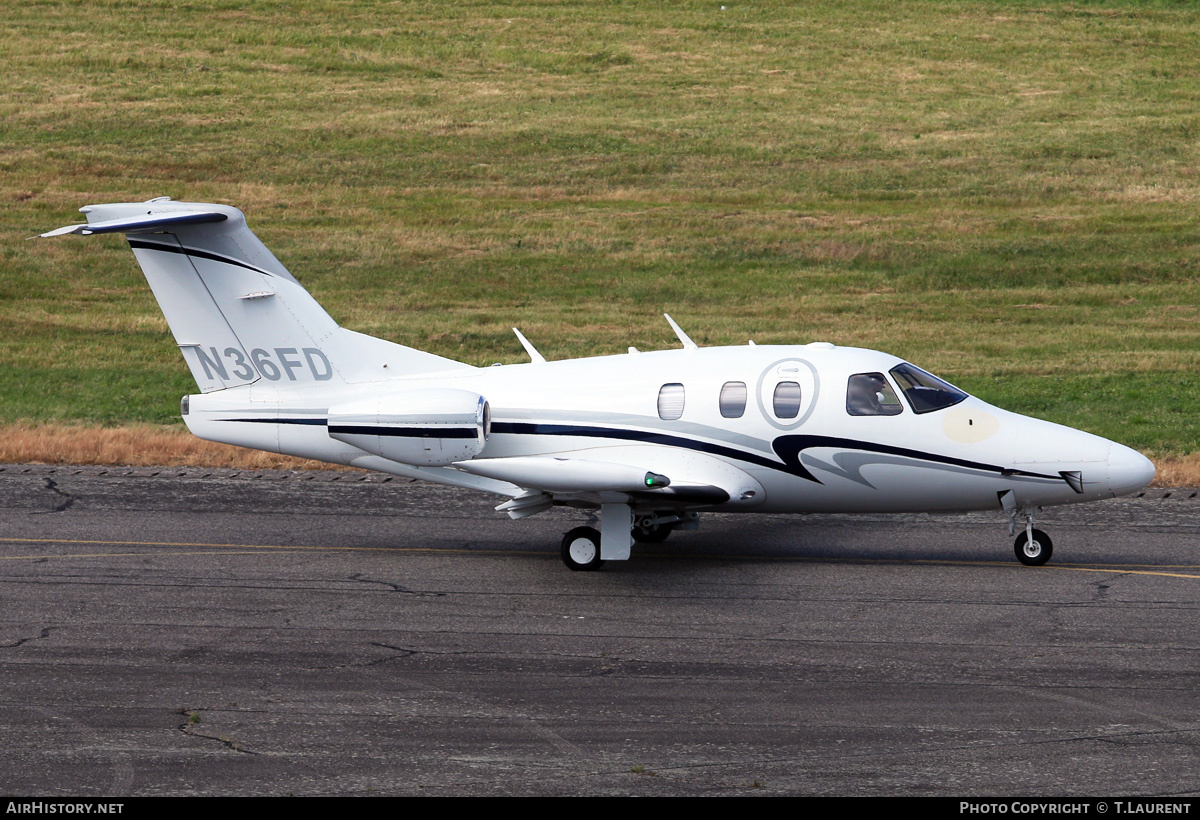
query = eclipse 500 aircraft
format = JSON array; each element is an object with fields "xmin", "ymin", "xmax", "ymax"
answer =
[{"xmin": 44, "ymin": 199, "xmax": 1155, "ymax": 570}]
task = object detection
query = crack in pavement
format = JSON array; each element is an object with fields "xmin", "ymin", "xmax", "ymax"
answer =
[
  {"xmin": 178, "ymin": 709, "xmax": 255, "ymax": 755},
  {"xmin": 37, "ymin": 477, "xmax": 76, "ymax": 514},
  {"xmin": 350, "ymin": 574, "xmax": 446, "ymax": 597},
  {"xmin": 2, "ymin": 627, "xmax": 54, "ymax": 649},
  {"xmin": 368, "ymin": 642, "xmax": 420, "ymax": 661}
]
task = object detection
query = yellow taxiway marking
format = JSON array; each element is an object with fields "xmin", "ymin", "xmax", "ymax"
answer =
[
  {"xmin": 2, "ymin": 536, "xmax": 1200, "ymax": 579},
  {"xmin": 734, "ymin": 555, "xmax": 1200, "ymax": 580},
  {"xmin": 0, "ymin": 537, "xmax": 531, "ymax": 560},
  {"xmin": 1043, "ymin": 565, "xmax": 1200, "ymax": 581}
]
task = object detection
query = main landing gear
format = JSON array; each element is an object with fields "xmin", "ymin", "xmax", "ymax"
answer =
[
  {"xmin": 559, "ymin": 508, "xmax": 693, "ymax": 570},
  {"xmin": 561, "ymin": 526, "xmax": 604, "ymax": 571},
  {"xmin": 632, "ymin": 511, "xmax": 677, "ymax": 544}
]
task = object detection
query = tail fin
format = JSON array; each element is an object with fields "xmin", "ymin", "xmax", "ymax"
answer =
[{"xmin": 43, "ymin": 198, "xmax": 469, "ymax": 392}]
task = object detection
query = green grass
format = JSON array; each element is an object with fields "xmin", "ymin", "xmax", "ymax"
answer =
[{"xmin": 3, "ymin": 0, "xmax": 1200, "ymax": 456}]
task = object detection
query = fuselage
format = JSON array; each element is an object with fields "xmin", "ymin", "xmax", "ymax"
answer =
[{"xmin": 182, "ymin": 341, "xmax": 1155, "ymax": 517}]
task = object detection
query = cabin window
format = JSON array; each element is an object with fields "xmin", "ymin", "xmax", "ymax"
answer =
[
  {"xmin": 772, "ymin": 381, "xmax": 802, "ymax": 419},
  {"xmin": 658, "ymin": 383, "xmax": 685, "ymax": 420},
  {"xmin": 889, "ymin": 363, "xmax": 968, "ymax": 414},
  {"xmin": 846, "ymin": 373, "xmax": 904, "ymax": 416},
  {"xmin": 719, "ymin": 381, "xmax": 747, "ymax": 418}
]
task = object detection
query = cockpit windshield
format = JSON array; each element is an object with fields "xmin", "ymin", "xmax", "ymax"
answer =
[{"xmin": 888, "ymin": 363, "xmax": 968, "ymax": 414}]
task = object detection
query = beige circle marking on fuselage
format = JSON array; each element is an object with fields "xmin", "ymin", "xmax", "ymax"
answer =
[{"xmin": 942, "ymin": 406, "xmax": 999, "ymax": 444}]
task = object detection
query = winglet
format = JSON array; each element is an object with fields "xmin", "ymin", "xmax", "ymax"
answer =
[
  {"xmin": 664, "ymin": 314, "xmax": 698, "ymax": 350},
  {"xmin": 512, "ymin": 328, "xmax": 546, "ymax": 363}
]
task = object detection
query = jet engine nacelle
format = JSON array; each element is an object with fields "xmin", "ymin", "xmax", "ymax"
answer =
[{"xmin": 328, "ymin": 388, "xmax": 490, "ymax": 467}]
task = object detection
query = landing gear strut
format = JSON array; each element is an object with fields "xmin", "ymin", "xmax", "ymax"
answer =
[
  {"xmin": 559, "ymin": 508, "xmax": 700, "ymax": 570},
  {"xmin": 632, "ymin": 511, "xmax": 676, "ymax": 544}
]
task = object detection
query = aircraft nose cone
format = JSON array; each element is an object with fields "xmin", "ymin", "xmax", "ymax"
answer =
[{"xmin": 1108, "ymin": 442, "xmax": 1155, "ymax": 497}]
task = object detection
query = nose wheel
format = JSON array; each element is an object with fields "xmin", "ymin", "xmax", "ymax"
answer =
[
  {"xmin": 1006, "ymin": 502, "xmax": 1053, "ymax": 566},
  {"xmin": 1014, "ymin": 528, "xmax": 1053, "ymax": 566}
]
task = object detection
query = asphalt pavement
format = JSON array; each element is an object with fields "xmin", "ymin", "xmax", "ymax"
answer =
[{"xmin": 2, "ymin": 465, "xmax": 1197, "ymax": 796}]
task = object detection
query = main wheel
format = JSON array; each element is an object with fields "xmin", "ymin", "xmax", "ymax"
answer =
[
  {"xmin": 1014, "ymin": 529, "xmax": 1053, "ymax": 566},
  {"xmin": 632, "ymin": 513, "xmax": 674, "ymax": 544},
  {"xmin": 561, "ymin": 526, "xmax": 604, "ymax": 571}
]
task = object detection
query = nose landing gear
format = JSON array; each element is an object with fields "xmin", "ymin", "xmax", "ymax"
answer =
[
  {"xmin": 1014, "ymin": 527, "xmax": 1053, "ymax": 566},
  {"xmin": 1006, "ymin": 501, "xmax": 1053, "ymax": 566}
]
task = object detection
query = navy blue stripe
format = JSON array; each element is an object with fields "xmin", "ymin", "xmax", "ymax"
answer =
[
  {"xmin": 87, "ymin": 212, "xmax": 227, "ymax": 234},
  {"xmin": 222, "ymin": 417, "xmax": 478, "ymax": 440},
  {"xmin": 329, "ymin": 425, "xmax": 478, "ymax": 440},
  {"xmin": 772, "ymin": 435, "xmax": 1060, "ymax": 482},
  {"xmin": 232, "ymin": 417, "xmax": 1061, "ymax": 485},
  {"xmin": 220, "ymin": 417, "xmax": 326, "ymax": 425},
  {"xmin": 128, "ymin": 238, "xmax": 274, "ymax": 277},
  {"xmin": 491, "ymin": 422, "xmax": 820, "ymax": 482},
  {"xmin": 491, "ymin": 422, "xmax": 1060, "ymax": 483}
]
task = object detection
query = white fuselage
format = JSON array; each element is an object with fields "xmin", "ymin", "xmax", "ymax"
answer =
[{"xmin": 182, "ymin": 342, "xmax": 1154, "ymax": 517}]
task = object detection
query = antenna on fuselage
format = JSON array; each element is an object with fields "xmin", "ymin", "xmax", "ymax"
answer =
[
  {"xmin": 663, "ymin": 314, "xmax": 698, "ymax": 350},
  {"xmin": 512, "ymin": 328, "xmax": 546, "ymax": 363}
]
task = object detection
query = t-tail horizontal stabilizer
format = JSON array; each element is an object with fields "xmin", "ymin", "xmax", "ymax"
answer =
[{"xmin": 38, "ymin": 210, "xmax": 229, "ymax": 237}]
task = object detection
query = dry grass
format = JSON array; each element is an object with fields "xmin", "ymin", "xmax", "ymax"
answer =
[
  {"xmin": 1146, "ymin": 454, "xmax": 1200, "ymax": 489},
  {"xmin": 1, "ymin": 423, "xmax": 1192, "ymax": 487},
  {"xmin": 0, "ymin": 424, "xmax": 347, "ymax": 472}
]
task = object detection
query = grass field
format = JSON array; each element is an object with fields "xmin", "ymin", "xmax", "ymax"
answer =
[{"xmin": 3, "ymin": 0, "xmax": 1199, "ymax": 473}]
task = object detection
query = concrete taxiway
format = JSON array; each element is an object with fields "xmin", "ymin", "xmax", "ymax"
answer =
[{"xmin": 1, "ymin": 465, "xmax": 1198, "ymax": 796}]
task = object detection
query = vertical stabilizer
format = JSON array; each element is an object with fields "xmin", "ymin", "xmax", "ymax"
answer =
[{"xmin": 43, "ymin": 199, "xmax": 469, "ymax": 392}]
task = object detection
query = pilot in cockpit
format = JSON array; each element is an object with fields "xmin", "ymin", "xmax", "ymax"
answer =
[{"xmin": 846, "ymin": 372, "xmax": 903, "ymax": 416}]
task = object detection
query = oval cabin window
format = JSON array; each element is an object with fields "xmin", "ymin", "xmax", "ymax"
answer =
[
  {"xmin": 658, "ymin": 383, "xmax": 685, "ymax": 420},
  {"xmin": 719, "ymin": 381, "xmax": 747, "ymax": 418},
  {"xmin": 773, "ymin": 381, "xmax": 802, "ymax": 419}
]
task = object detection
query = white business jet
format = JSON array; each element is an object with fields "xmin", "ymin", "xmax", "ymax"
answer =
[{"xmin": 43, "ymin": 199, "xmax": 1155, "ymax": 570}]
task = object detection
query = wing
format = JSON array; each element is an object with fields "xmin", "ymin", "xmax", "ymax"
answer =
[{"xmin": 455, "ymin": 451, "xmax": 763, "ymax": 518}]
